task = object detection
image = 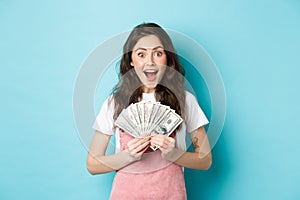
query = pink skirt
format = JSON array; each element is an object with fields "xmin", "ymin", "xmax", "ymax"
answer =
[{"xmin": 110, "ymin": 130, "xmax": 187, "ymax": 200}]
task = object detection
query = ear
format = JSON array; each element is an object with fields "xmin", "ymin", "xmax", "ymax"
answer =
[{"xmin": 130, "ymin": 62, "xmax": 134, "ymax": 66}]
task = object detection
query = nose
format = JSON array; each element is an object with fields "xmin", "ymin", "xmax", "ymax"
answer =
[{"xmin": 146, "ymin": 53, "xmax": 155, "ymax": 66}]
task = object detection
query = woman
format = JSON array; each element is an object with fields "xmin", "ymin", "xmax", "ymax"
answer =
[{"xmin": 87, "ymin": 22, "xmax": 212, "ymax": 199}]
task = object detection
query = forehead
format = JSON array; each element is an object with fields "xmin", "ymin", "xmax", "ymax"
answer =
[{"xmin": 133, "ymin": 35, "xmax": 164, "ymax": 50}]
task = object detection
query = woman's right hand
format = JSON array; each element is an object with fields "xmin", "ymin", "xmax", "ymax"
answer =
[{"xmin": 125, "ymin": 136, "xmax": 151, "ymax": 161}]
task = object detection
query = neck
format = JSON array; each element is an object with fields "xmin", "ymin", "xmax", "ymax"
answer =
[{"xmin": 143, "ymin": 86, "xmax": 156, "ymax": 93}]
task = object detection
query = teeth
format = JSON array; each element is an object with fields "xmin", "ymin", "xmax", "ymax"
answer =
[{"xmin": 144, "ymin": 70, "xmax": 157, "ymax": 73}]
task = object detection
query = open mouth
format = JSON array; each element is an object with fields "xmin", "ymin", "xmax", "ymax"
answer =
[{"xmin": 143, "ymin": 69, "xmax": 158, "ymax": 81}]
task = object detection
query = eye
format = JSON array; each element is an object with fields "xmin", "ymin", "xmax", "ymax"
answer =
[
  {"xmin": 137, "ymin": 52, "xmax": 145, "ymax": 58},
  {"xmin": 155, "ymin": 51, "xmax": 163, "ymax": 57}
]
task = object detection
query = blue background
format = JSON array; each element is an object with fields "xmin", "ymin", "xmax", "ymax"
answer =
[{"xmin": 1, "ymin": 0, "xmax": 299, "ymax": 199}]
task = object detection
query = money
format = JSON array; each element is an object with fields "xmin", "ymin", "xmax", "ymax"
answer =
[
  {"xmin": 153, "ymin": 111, "xmax": 183, "ymax": 135},
  {"xmin": 115, "ymin": 101, "xmax": 183, "ymax": 150}
]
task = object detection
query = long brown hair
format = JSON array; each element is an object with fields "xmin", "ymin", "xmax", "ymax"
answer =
[{"xmin": 112, "ymin": 23, "xmax": 186, "ymax": 122}]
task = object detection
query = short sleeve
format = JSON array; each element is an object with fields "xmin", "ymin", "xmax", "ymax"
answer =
[
  {"xmin": 185, "ymin": 91, "xmax": 209, "ymax": 133},
  {"xmin": 92, "ymin": 96, "xmax": 115, "ymax": 135}
]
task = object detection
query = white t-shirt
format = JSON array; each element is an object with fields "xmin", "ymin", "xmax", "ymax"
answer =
[{"xmin": 93, "ymin": 91, "xmax": 209, "ymax": 152}]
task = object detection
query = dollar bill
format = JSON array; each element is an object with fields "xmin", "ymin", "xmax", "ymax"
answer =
[
  {"xmin": 143, "ymin": 101, "xmax": 154, "ymax": 133},
  {"xmin": 150, "ymin": 110, "xmax": 182, "ymax": 150},
  {"xmin": 115, "ymin": 109, "xmax": 138, "ymax": 137},
  {"xmin": 115, "ymin": 101, "xmax": 183, "ymax": 150},
  {"xmin": 150, "ymin": 105, "xmax": 170, "ymax": 131},
  {"xmin": 136, "ymin": 102, "xmax": 145, "ymax": 134},
  {"xmin": 127, "ymin": 104, "xmax": 142, "ymax": 133},
  {"xmin": 153, "ymin": 111, "xmax": 183, "ymax": 135},
  {"xmin": 147, "ymin": 102, "xmax": 160, "ymax": 133}
]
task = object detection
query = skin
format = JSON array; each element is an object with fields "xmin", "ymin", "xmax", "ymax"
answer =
[
  {"xmin": 86, "ymin": 35, "xmax": 212, "ymax": 174},
  {"xmin": 130, "ymin": 35, "xmax": 167, "ymax": 93}
]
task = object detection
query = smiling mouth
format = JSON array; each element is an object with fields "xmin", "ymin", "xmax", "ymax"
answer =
[{"xmin": 143, "ymin": 69, "xmax": 158, "ymax": 81}]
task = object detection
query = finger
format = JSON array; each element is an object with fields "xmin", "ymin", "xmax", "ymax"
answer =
[
  {"xmin": 127, "ymin": 137, "xmax": 150, "ymax": 150},
  {"xmin": 151, "ymin": 137, "xmax": 169, "ymax": 148},
  {"xmin": 128, "ymin": 142, "xmax": 149, "ymax": 157},
  {"xmin": 137, "ymin": 142, "xmax": 150, "ymax": 154},
  {"xmin": 136, "ymin": 146, "xmax": 150, "ymax": 158},
  {"xmin": 151, "ymin": 134, "xmax": 169, "ymax": 140},
  {"xmin": 127, "ymin": 137, "xmax": 145, "ymax": 146},
  {"xmin": 150, "ymin": 135, "xmax": 166, "ymax": 142},
  {"xmin": 128, "ymin": 139, "xmax": 150, "ymax": 153},
  {"xmin": 151, "ymin": 135, "xmax": 163, "ymax": 141},
  {"xmin": 133, "ymin": 141, "xmax": 150, "ymax": 153},
  {"xmin": 150, "ymin": 139, "xmax": 161, "ymax": 146},
  {"xmin": 138, "ymin": 134, "xmax": 151, "ymax": 138},
  {"xmin": 151, "ymin": 140, "xmax": 168, "ymax": 149},
  {"xmin": 153, "ymin": 138, "xmax": 176, "ymax": 150},
  {"xmin": 135, "ymin": 138, "xmax": 150, "ymax": 148},
  {"xmin": 128, "ymin": 136, "xmax": 150, "ymax": 145},
  {"xmin": 151, "ymin": 135, "xmax": 173, "ymax": 142}
]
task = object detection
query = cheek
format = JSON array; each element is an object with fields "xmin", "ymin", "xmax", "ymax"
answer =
[
  {"xmin": 135, "ymin": 60, "xmax": 144, "ymax": 66},
  {"xmin": 131, "ymin": 56, "xmax": 144, "ymax": 66},
  {"xmin": 133, "ymin": 66, "xmax": 143, "ymax": 76},
  {"xmin": 160, "ymin": 66, "xmax": 167, "ymax": 76},
  {"xmin": 156, "ymin": 56, "xmax": 167, "ymax": 65}
]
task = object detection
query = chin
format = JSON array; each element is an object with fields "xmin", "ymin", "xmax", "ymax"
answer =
[
  {"xmin": 143, "ymin": 83, "xmax": 158, "ymax": 92},
  {"xmin": 147, "ymin": 82, "xmax": 158, "ymax": 88}
]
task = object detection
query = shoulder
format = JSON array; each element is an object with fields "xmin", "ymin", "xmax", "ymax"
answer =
[
  {"xmin": 184, "ymin": 90, "xmax": 198, "ymax": 104},
  {"xmin": 96, "ymin": 94, "xmax": 115, "ymax": 117},
  {"xmin": 102, "ymin": 95, "xmax": 115, "ymax": 109},
  {"xmin": 183, "ymin": 90, "xmax": 209, "ymax": 132}
]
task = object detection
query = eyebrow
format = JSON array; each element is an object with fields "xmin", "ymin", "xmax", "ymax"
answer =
[{"xmin": 134, "ymin": 46, "xmax": 164, "ymax": 52}]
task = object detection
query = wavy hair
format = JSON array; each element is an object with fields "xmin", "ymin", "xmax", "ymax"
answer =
[{"xmin": 112, "ymin": 23, "xmax": 186, "ymax": 122}]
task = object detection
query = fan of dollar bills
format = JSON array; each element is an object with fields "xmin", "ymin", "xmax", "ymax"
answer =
[{"xmin": 115, "ymin": 101, "xmax": 183, "ymax": 150}]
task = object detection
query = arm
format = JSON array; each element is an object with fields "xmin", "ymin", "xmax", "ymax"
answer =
[
  {"xmin": 150, "ymin": 126, "xmax": 212, "ymax": 170},
  {"xmin": 86, "ymin": 130, "xmax": 150, "ymax": 175}
]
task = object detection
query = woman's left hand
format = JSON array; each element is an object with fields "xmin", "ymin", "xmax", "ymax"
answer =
[{"xmin": 150, "ymin": 134, "xmax": 177, "ymax": 159}]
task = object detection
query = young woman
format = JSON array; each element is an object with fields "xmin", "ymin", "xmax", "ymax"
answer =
[{"xmin": 87, "ymin": 23, "xmax": 212, "ymax": 200}]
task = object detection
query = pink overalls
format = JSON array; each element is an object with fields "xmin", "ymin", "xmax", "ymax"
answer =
[{"xmin": 110, "ymin": 130, "xmax": 187, "ymax": 200}]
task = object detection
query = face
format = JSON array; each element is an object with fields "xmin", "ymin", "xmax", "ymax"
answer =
[{"xmin": 131, "ymin": 35, "xmax": 167, "ymax": 93}]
